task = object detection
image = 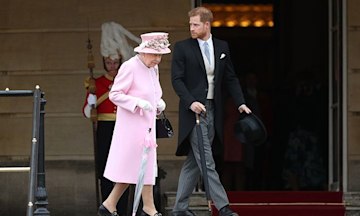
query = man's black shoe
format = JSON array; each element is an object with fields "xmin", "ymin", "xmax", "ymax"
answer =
[
  {"xmin": 218, "ymin": 206, "xmax": 238, "ymax": 216},
  {"xmin": 172, "ymin": 210, "xmax": 196, "ymax": 216}
]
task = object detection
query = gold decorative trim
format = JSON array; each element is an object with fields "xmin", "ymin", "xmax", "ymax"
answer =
[
  {"xmin": 104, "ymin": 73, "xmax": 114, "ymax": 81},
  {"xmin": 96, "ymin": 92, "xmax": 109, "ymax": 106},
  {"xmin": 97, "ymin": 113, "xmax": 116, "ymax": 121}
]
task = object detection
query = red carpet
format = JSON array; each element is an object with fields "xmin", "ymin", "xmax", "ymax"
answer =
[{"xmin": 211, "ymin": 191, "xmax": 345, "ymax": 216}]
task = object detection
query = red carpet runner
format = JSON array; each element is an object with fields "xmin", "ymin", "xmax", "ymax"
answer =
[{"xmin": 211, "ymin": 191, "xmax": 345, "ymax": 216}]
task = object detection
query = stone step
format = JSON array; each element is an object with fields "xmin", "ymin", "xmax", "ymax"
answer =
[
  {"xmin": 164, "ymin": 191, "xmax": 209, "ymax": 208},
  {"xmin": 164, "ymin": 191, "xmax": 213, "ymax": 216},
  {"xmin": 164, "ymin": 206, "xmax": 212, "ymax": 216}
]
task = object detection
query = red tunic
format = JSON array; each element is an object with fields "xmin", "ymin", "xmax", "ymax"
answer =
[{"xmin": 83, "ymin": 73, "xmax": 117, "ymax": 121}]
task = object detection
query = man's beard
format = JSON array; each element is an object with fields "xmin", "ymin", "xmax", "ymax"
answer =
[{"xmin": 191, "ymin": 30, "xmax": 206, "ymax": 39}]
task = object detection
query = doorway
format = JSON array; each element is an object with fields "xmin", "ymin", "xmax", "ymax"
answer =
[{"xmin": 206, "ymin": 0, "xmax": 334, "ymax": 191}]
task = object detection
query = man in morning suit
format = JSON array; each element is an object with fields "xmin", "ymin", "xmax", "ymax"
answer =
[{"xmin": 171, "ymin": 6, "xmax": 252, "ymax": 216}]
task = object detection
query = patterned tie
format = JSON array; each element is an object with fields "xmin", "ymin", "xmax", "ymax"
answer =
[{"xmin": 204, "ymin": 42, "xmax": 211, "ymax": 64}]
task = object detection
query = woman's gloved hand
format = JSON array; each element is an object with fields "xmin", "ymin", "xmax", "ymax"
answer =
[
  {"xmin": 137, "ymin": 99, "xmax": 154, "ymax": 111},
  {"xmin": 156, "ymin": 99, "xmax": 166, "ymax": 113}
]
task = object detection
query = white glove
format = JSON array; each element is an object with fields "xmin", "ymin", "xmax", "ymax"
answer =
[
  {"xmin": 87, "ymin": 94, "xmax": 97, "ymax": 107},
  {"xmin": 84, "ymin": 93, "xmax": 97, "ymax": 118},
  {"xmin": 157, "ymin": 99, "xmax": 166, "ymax": 113},
  {"xmin": 137, "ymin": 99, "xmax": 153, "ymax": 111}
]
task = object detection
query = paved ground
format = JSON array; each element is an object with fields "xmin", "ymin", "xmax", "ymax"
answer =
[
  {"xmin": 0, "ymin": 160, "xmax": 97, "ymax": 216},
  {"xmin": 0, "ymin": 159, "xmax": 183, "ymax": 216}
]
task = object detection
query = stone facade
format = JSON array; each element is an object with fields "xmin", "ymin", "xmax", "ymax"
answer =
[
  {"xmin": 2, "ymin": 0, "xmax": 360, "ymax": 215},
  {"xmin": 347, "ymin": 0, "xmax": 360, "ymax": 191},
  {"xmin": 0, "ymin": 0, "xmax": 190, "ymax": 160}
]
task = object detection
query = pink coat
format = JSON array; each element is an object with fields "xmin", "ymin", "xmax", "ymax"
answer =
[{"xmin": 104, "ymin": 55, "xmax": 162, "ymax": 185}]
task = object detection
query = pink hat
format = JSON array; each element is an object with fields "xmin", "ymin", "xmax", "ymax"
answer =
[{"xmin": 134, "ymin": 32, "xmax": 171, "ymax": 54}]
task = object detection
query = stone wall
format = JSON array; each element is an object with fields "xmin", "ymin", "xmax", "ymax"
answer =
[
  {"xmin": 347, "ymin": 0, "xmax": 360, "ymax": 191},
  {"xmin": 0, "ymin": 0, "xmax": 191, "ymax": 159}
]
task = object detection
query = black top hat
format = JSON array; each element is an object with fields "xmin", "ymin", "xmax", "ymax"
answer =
[{"xmin": 234, "ymin": 113, "xmax": 267, "ymax": 146}]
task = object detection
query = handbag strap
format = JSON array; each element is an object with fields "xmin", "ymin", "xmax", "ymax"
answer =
[{"xmin": 159, "ymin": 111, "xmax": 166, "ymax": 119}]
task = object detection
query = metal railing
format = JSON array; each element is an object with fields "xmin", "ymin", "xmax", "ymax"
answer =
[{"xmin": 0, "ymin": 86, "xmax": 50, "ymax": 216}]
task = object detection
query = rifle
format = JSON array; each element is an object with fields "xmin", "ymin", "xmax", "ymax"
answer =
[{"xmin": 86, "ymin": 35, "xmax": 101, "ymax": 207}]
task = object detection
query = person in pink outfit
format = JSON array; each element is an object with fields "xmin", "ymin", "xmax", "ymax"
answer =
[{"xmin": 98, "ymin": 32, "xmax": 171, "ymax": 216}]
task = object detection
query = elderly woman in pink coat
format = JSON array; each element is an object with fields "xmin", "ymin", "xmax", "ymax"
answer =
[{"xmin": 98, "ymin": 32, "xmax": 171, "ymax": 216}]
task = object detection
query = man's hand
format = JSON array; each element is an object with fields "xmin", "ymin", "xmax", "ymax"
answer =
[
  {"xmin": 238, "ymin": 104, "xmax": 252, "ymax": 114},
  {"xmin": 190, "ymin": 101, "xmax": 206, "ymax": 114}
]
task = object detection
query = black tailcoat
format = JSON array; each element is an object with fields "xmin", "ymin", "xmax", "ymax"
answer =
[{"xmin": 171, "ymin": 37, "xmax": 246, "ymax": 156}]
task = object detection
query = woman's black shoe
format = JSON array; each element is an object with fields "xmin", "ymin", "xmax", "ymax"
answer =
[
  {"xmin": 98, "ymin": 204, "xmax": 119, "ymax": 216},
  {"xmin": 141, "ymin": 209, "xmax": 162, "ymax": 216}
]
